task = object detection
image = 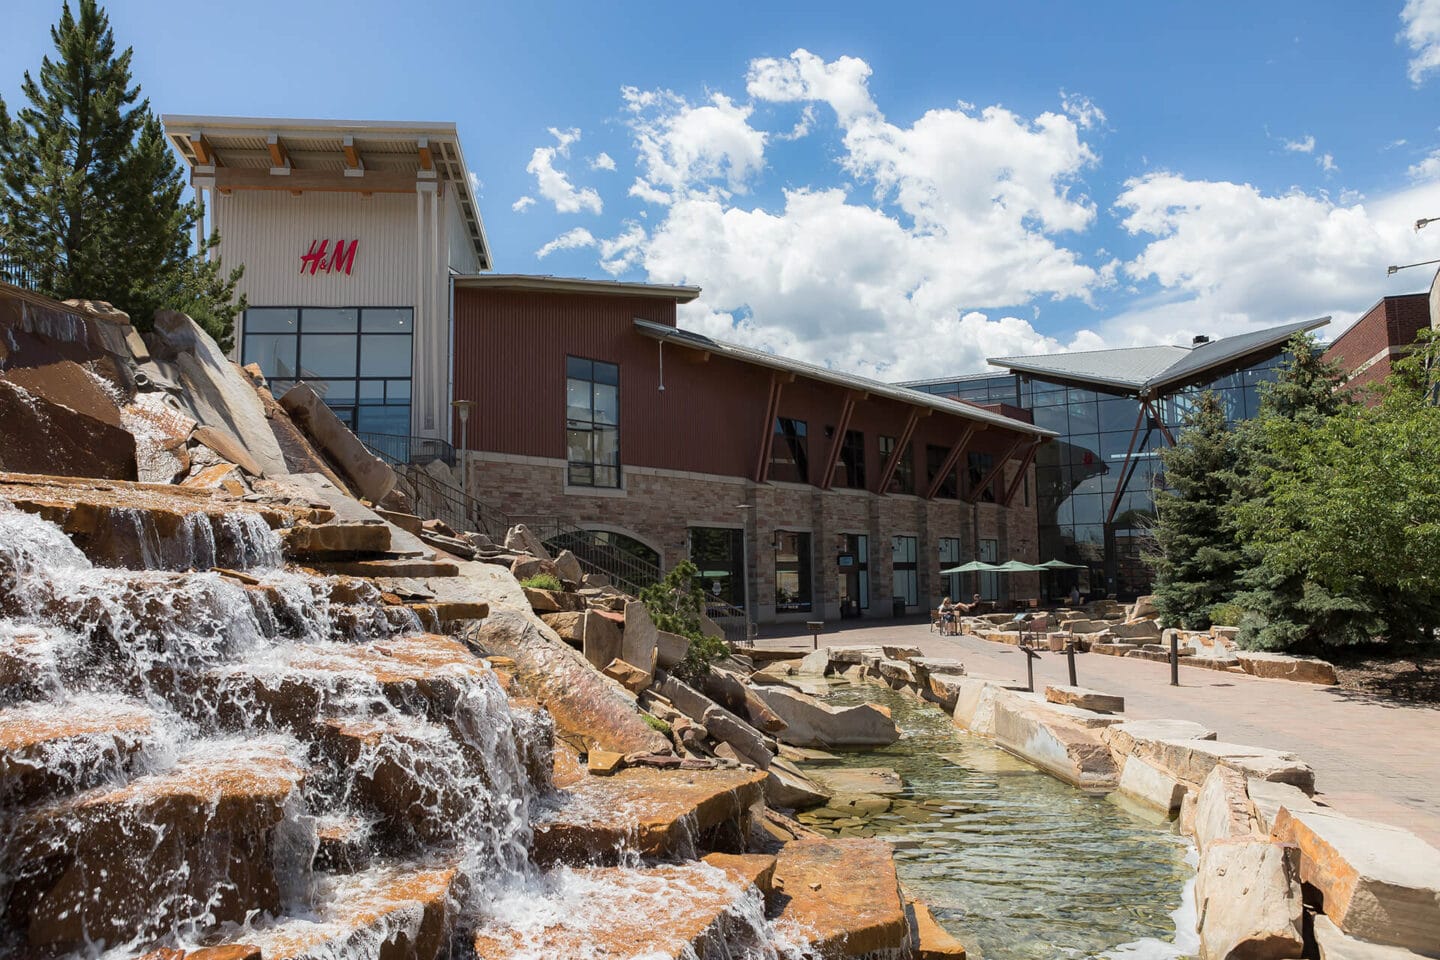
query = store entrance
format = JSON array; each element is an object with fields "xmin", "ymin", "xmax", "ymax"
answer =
[{"xmin": 836, "ymin": 533, "xmax": 868, "ymax": 618}]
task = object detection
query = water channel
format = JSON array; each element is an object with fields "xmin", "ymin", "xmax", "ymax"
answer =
[{"xmin": 794, "ymin": 682, "xmax": 1199, "ymax": 960}]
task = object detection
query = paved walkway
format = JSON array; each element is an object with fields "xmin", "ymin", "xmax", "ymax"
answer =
[{"xmin": 756, "ymin": 619, "xmax": 1440, "ymax": 847}]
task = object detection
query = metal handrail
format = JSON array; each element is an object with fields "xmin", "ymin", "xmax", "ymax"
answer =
[{"xmin": 354, "ymin": 432, "xmax": 456, "ymax": 468}]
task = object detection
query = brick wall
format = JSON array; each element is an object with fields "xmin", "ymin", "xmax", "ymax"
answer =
[
  {"xmin": 1323, "ymin": 293, "xmax": 1431, "ymax": 400},
  {"xmin": 466, "ymin": 451, "xmax": 1039, "ymax": 624}
]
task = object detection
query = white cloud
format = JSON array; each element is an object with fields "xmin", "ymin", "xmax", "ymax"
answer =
[
  {"xmin": 535, "ymin": 227, "xmax": 597, "ymax": 259},
  {"xmin": 525, "ymin": 127, "xmax": 604, "ymax": 215},
  {"xmin": 775, "ymin": 105, "xmax": 817, "ymax": 142},
  {"xmin": 1108, "ymin": 172, "xmax": 1440, "ymax": 345},
  {"xmin": 596, "ymin": 51, "xmax": 1112, "ymax": 379},
  {"xmin": 1402, "ymin": 0, "xmax": 1440, "ymax": 84},
  {"xmin": 512, "ymin": 196, "xmax": 536, "ymax": 212},
  {"xmin": 1318, "ymin": 152, "xmax": 1337, "ymax": 173},
  {"xmin": 1060, "ymin": 91, "xmax": 1107, "ymax": 130},
  {"xmin": 1283, "ymin": 134, "xmax": 1316, "ymax": 153},
  {"xmin": 1410, "ymin": 148, "xmax": 1440, "ymax": 181},
  {"xmin": 623, "ymin": 87, "xmax": 768, "ymax": 203},
  {"xmin": 590, "ymin": 152, "xmax": 617, "ymax": 171}
]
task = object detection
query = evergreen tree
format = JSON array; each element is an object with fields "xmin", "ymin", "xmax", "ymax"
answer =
[
  {"xmin": 1150, "ymin": 392, "xmax": 1239, "ymax": 629},
  {"xmin": 1229, "ymin": 333, "xmax": 1365, "ymax": 652},
  {"xmin": 0, "ymin": 1, "xmax": 241, "ymax": 343}
]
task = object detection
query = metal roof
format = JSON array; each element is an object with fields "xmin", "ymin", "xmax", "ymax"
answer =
[
  {"xmin": 988, "ymin": 317, "xmax": 1330, "ymax": 397},
  {"xmin": 633, "ymin": 320, "xmax": 1056, "ymax": 438},
  {"xmin": 456, "ymin": 274, "xmax": 701, "ymax": 302},
  {"xmin": 160, "ymin": 114, "xmax": 491, "ymax": 269}
]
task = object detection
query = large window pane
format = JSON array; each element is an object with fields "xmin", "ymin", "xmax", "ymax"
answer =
[
  {"xmin": 593, "ymin": 382, "xmax": 619, "ymax": 425},
  {"xmin": 355, "ymin": 404, "xmax": 410, "ymax": 434},
  {"xmin": 566, "ymin": 355, "xmax": 622, "ymax": 489},
  {"xmin": 245, "ymin": 308, "xmax": 298, "ymax": 333},
  {"xmin": 309, "ymin": 379, "xmax": 356, "ymax": 405},
  {"xmin": 360, "ymin": 308, "xmax": 413, "ymax": 333},
  {"xmin": 299, "ymin": 335, "xmax": 357, "ymax": 378},
  {"xmin": 243, "ymin": 333, "xmax": 297, "ymax": 380},
  {"xmin": 774, "ymin": 531, "xmax": 812, "ymax": 613},
  {"xmin": 359, "ymin": 335, "xmax": 412, "ymax": 377},
  {"xmin": 302, "ymin": 308, "xmax": 358, "ymax": 333},
  {"xmin": 567, "ymin": 380, "xmax": 592, "ymax": 421}
]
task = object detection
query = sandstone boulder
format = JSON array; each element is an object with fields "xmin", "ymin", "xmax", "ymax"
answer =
[
  {"xmin": 1236, "ymin": 650, "xmax": 1339, "ymax": 685},
  {"xmin": 655, "ymin": 629, "xmax": 690, "ymax": 669},
  {"xmin": 503, "ymin": 523, "xmax": 551, "ymax": 560},
  {"xmin": 991, "ymin": 696, "xmax": 1117, "ymax": 790},
  {"xmin": 1117, "ymin": 755, "xmax": 1187, "ymax": 817},
  {"xmin": 582, "ymin": 611, "xmax": 625, "ymax": 672},
  {"xmin": 1139, "ymin": 739, "xmax": 1315, "ymax": 793},
  {"xmin": 796, "ymin": 647, "xmax": 831, "ymax": 676},
  {"xmin": 0, "ymin": 375, "xmax": 137, "ymax": 481},
  {"xmin": 1271, "ymin": 807, "xmax": 1440, "ymax": 954},
  {"xmin": 1312, "ymin": 914, "xmax": 1433, "ymax": 959},
  {"xmin": 1193, "ymin": 765, "xmax": 1260, "ymax": 853},
  {"xmin": 622, "ymin": 600, "xmax": 660, "ymax": 681},
  {"xmin": 603, "ymin": 658, "xmax": 651, "ymax": 694},
  {"xmin": 908, "ymin": 657, "xmax": 967, "ymax": 686},
  {"xmin": 749, "ymin": 684, "xmax": 900, "ymax": 749},
  {"xmin": 552, "ymin": 548, "xmax": 584, "ymax": 584},
  {"xmin": 766, "ymin": 756, "xmax": 832, "ymax": 810},
  {"xmin": 926, "ymin": 673, "xmax": 969, "ymax": 712},
  {"xmin": 770, "ymin": 839, "xmax": 908, "ymax": 957},
  {"xmin": 1044, "ymin": 684, "xmax": 1124, "ymax": 714},
  {"xmin": 1195, "ymin": 839, "xmax": 1304, "ymax": 960},
  {"xmin": 910, "ymin": 901, "xmax": 968, "ymax": 959},
  {"xmin": 1101, "ymin": 718, "xmax": 1216, "ymax": 761}
]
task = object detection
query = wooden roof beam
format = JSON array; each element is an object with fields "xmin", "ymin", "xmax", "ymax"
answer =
[
  {"xmin": 1000, "ymin": 440, "xmax": 1041, "ymax": 507},
  {"xmin": 267, "ymin": 134, "xmax": 290, "ymax": 171},
  {"xmin": 924, "ymin": 424, "xmax": 978, "ymax": 500},
  {"xmin": 417, "ymin": 136, "xmax": 433, "ymax": 171},
  {"xmin": 819, "ymin": 392, "xmax": 861, "ymax": 490},
  {"xmin": 189, "ymin": 133, "xmax": 220, "ymax": 166},
  {"xmin": 876, "ymin": 407, "xmax": 926, "ymax": 495},
  {"xmin": 965, "ymin": 435, "xmax": 1025, "ymax": 504}
]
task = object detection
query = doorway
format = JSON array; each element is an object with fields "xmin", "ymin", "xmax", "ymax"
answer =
[{"xmin": 837, "ymin": 533, "xmax": 868, "ymax": 618}]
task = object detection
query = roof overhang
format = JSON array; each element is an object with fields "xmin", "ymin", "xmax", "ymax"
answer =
[
  {"xmin": 160, "ymin": 114, "xmax": 490, "ymax": 269},
  {"xmin": 633, "ymin": 319, "xmax": 1056, "ymax": 439},
  {"xmin": 456, "ymin": 274, "xmax": 701, "ymax": 302}
]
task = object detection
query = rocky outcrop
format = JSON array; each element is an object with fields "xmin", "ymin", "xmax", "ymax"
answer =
[
  {"xmin": 770, "ymin": 839, "xmax": 909, "ymax": 957},
  {"xmin": 476, "ymin": 606, "xmax": 670, "ymax": 756},
  {"xmin": 1194, "ymin": 839, "xmax": 1304, "ymax": 960},
  {"xmin": 749, "ymin": 684, "xmax": 900, "ymax": 748},
  {"xmin": 1236, "ymin": 651, "xmax": 1340, "ymax": 685},
  {"xmin": 1271, "ymin": 806, "xmax": 1440, "ymax": 954},
  {"xmin": 277, "ymin": 383, "xmax": 394, "ymax": 501}
]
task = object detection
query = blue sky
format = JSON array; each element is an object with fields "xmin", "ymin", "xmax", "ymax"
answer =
[{"xmin": 4, "ymin": 0, "xmax": 1440, "ymax": 378}]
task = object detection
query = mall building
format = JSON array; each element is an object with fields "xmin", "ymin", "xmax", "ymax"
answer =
[{"xmin": 164, "ymin": 115, "xmax": 1052, "ymax": 624}]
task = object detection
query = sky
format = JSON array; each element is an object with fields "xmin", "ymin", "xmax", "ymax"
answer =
[{"xmin": 4, "ymin": 0, "xmax": 1440, "ymax": 380}]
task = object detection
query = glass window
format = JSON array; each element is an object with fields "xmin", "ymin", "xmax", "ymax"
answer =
[
  {"xmin": 245, "ymin": 308, "xmax": 298, "ymax": 333},
  {"xmin": 244, "ymin": 333, "xmax": 297, "ymax": 380},
  {"xmin": 360, "ymin": 308, "xmax": 413, "ymax": 333},
  {"xmin": 771, "ymin": 418, "xmax": 809, "ymax": 484},
  {"xmin": 298, "ymin": 334, "xmax": 358, "ymax": 378},
  {"xmin": 360, "ymin": 337, "xmax": 412, "ymax": 378},
  {"xmin": 775, "ymin": 531, "xmax": 813, "ymax": 613},
  {"xmin": 837, "ymin": 429, "xmax": 866, "ymax": 489},
  {"xmin": 838, "ymin": 533, "xmax": 869, "ymax": 610},
  {"xmin": 966, "ymin": 452, "xmax": 995, "ymax": 502},
  {"xmin": 938, "ymin": 536, "xmax": 963, "ymax": 603},
  {"xmin": 926, "ymin": 444, "xmax": 958, "ymax": 499},
  {"xmin": 302, "ymin": 308, "xmax": 358, "ymax": 333},
  {"xmin": 879, "ymin": 435, "xmax": 914, "ymax": 494},
  {"xmin": 891, "ymin": 535, "xmax": 918, "ymax": 607},
  {"xmin": 309, "ymin": 379, "xmax": 356, "ymax": 405},
  {"xmin": 978, "ymin": 537, "xmax": 1000, "ymax": 601},
  {"xmin": 566, "ymin": 356, "xmax": 621, "ymax": 488},
  {"xmin": 690, "ymin": 527, "xmax": 746, "ymax": 607}
]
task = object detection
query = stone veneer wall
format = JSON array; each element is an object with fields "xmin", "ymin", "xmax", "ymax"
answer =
[{"xmin": 467, "ymin": 451, "xmax": 1039, "ymax": 624}]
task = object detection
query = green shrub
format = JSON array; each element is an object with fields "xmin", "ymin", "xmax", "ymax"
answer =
[
  {"xmin": 642, "ymin": 713, "xmax": 672, "ymax": 735},
  {"xmin": 638, "ymin": 559, "xmax": 729, "ymax": 683},
  {"xmin": 1208, "ymin": 602, "xmax": 1244, "ymax": 627},
  {"xmin": 519, "ymin": 573, "xmax": 562, "ymax": 591}
]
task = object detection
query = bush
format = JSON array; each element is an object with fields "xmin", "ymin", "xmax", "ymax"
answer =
[
  {"xmin": 642, "ymin": 713, "xmax": 672, "ymax": 736},
  {"xmin": 519, "ymin": 573, "xmax": 562, "ymax": 591},
  {"xmin": 1208, "ymin": 602, "xmax": 1244, "ymax": 627},
  {"xmin": 638, "ymin": 559, "xmax": 729, "ymax": 683}
]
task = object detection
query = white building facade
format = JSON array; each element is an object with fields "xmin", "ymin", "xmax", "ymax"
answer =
[{"xmin": 162, "ymin": 116, "xmax": 490, "ymax": 442}]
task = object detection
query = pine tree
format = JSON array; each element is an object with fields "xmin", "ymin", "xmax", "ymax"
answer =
[
  {"xmin": 0, "ymin": 1, "xmax": 241, "ymax": 343},
  {"xmin": 1150, "ymin": 391, "xmax": 1239, "ymax": 629},
  {"xmin": 1229, "ymin": 333, "xmax": 1365, "ymax": 652}
]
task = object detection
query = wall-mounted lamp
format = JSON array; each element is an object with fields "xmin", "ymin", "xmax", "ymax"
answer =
[
  {"xmin": 450, "ymin": 400, "xmax": 476, "ymax": 452},
  {"xmin": 1387, "ymin": 257, "xmax": 1440, "ymax": 276}
]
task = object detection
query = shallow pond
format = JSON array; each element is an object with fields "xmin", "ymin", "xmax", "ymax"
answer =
[{"xmin": 795, "ymin": 681, "xmax": 1198, "ymax": 960}]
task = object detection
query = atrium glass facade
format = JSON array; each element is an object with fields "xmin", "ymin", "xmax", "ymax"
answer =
[{"xmin": 911, "ymin": 355, "xmax": 1287, "ymax": 598}]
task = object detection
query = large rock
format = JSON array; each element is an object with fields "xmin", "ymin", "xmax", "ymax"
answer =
[
  {"xmin": 766, "ymin": 756, "xmax": 832, "ymax": 810},
  {"xmin": 749, "ymin": 685, "xmax": 899, "ymax": 749},
  {"xmin": 908, "ymin": 657, "xmax": 967, "ymax": 686},
  {"xmin": 552, "ymin": 548, "xmax": 584, "ymax": 584},
  {"xmin": 656, "ymin": 630, "xmax": 690, "ymax": 669},
  {"xmin": 1236, "ymin": 651, "xmax": 1339, "ymax": 685},
  {"xmin": 926, "ymin": 673, "xmax": 969, "ymax": 712},
  {"xmin": 1246, "ymin": 779, "xmax": 1321, "ymax": 834},
  {"xmin": 1109, "ymin": 619, "xmax": 1162, "ymax": 640},
  {"xmin": 582, "ymin": 610, "xmax": 625, "ymax": 671},
  {"xmin": 622, "ymin": 600, "xmax": 660, "ymax": 680},
  {"xmin": 1270, "ymin": 807, "xmax": 1440, "ymax": 954},
  {"xmin": 1195, "ymin": 839, "xmax": 1305, "ymax": 960},
  {"xmin": 950, "ymin": 676, "xmax": 1011, "ymax": 736},
  {"xmin": 1133, "ymin": 738, "xmax": 1315, "ymax": 793},
  {"xmin": 1101, "ymin": 718, "xmax": 1216, "ymax": 761},
  {"xmin": 475, "ymin": 606, "xmax": 670, "ymax": 756},
  {"xmin": 1117, "ymin": 755, "xmax": 1187, "ymax": 817},
  {"xmin": 503, "ymin": 523, "xmax": 551, "ymax": 560},
  {"xmin": 1044, "ymin": 684, "xmax": 1124, "ymax": 714},
  {"xmin": 702, "ymin": 668, "xmax": 786, "ymax": 734},
  {"xmin": 795, "ymin": 647, "xmax": 831, "ymax": 676},
  {"xmin": 147, "ymin": 311, "xmax": 288, "ymax": 477},
  {"xmin": 1313, "ymin": 915, "xmax": 1434, "ymax": 959},
  {"xmin": 655, "ymin": 675, "xmax": 773, "ymax": 768},
  {"xmin": 0, "ymin": 374, "xmax": 137, "ymax": 480},
  {"xmin": 770, "ymin": 839, "xmax": 909, "ymax": 957},
  {"xmin": 1193, "ymin": 765, "xmax": 1260, "ymax": 853},
  {"xmin": 277, "ymin": 383, "xmax": 394, "ymax": 500},
  {"xmin": 807, "ymin": 766, "xmax": 904, "ymax": 797},
  {"xmin": 991, "ymin": 696, "xmax": 1118, "ymax": 790}
]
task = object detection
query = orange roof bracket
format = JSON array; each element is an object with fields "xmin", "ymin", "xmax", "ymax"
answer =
[
  {"xmin": 965, "ymin": 435, "xmax": 1025, "ymax": 503},
  {"xmin": 875, "ymin": 407, "xmax": 924, "ymax": 495},
  {"xmin": 818, "ymin": 392, "xmax": 861, "ymax": 490},
  {"xmin": 1000, "ymin": 440, "xmax": 1041, "ymax": 507},
  {"xmin": 924, "ymin": 424, "xmax": 978, "ymax": 500},
  {"xmin": 753, "ymin": 372, "xmax": 785, "ymax": 484}
]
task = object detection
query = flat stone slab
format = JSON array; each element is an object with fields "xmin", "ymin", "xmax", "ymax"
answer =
[
  {"xmin": 1143, "ymin": 738, "xmax": 1315, "ymax": 793},
  {"xmin": 1044, "ymin": 684, "xmax": 1125, "ymax": 714},
  {"xmin": 1117, "ymin": 754, "xmax": 1186, "ymax": 816},
  {"xmin": 750, "ymin": 684, "xmax": 899, "ymax": 749},
  {"xmin": 992, "ymin": 697, "xmax": 1118, "ymax": 790},
  {"xmin": 926, "ymin": 672, "xmax": 969, "ymax": 711},
  {"xmin": 531, "ymin": 765, "xmax": 767, "ymax": 864},
  {"xmin": 0, "ymin": 697, "xmax": 155, "ymax": 807},
  {"xmin": 1101, "ymin": 718, "xmax": 1216, "ymax": 759},
  {"xmin": 1313, "ymin": 914, "xmax": 1433, "ymax": 959},
  {"xmin": 908, "ymin": 657, "xmax": 967, "ymax": 685},
  {"xmin": 474, "ymin": 856, "xmax": 773, "ymax": 960},
  {"xmin": 770, "ymin": 839, "xmax": 908, "ymax": 957},
  {"xmin": 1237, "ymin": 650, "xmax": 1339, "ymax": 685},
  {"xmin": 1271, "ymin": 806, "xmax": 1440, "ymax": 954},
  {"xmin": 807, "ymin": 766, "xmax": 904, "ymax": 797}
]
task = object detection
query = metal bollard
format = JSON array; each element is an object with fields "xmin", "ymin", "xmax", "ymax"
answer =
[
  {"xmin": 1066, "ymin": 642, "xmax": 1078, "ymax": 687},
  {"xmin": 1021, "ymin": 644, "xmax": 1041, "ymax": 692},
  {"xmin": 1169, "ymin": 631, "xmax": 1179, "ymax": 686}
]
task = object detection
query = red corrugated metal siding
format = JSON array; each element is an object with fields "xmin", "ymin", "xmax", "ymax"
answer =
[{"xmin": 452, "ymin": 287, "xmax": 1039, "ymax": 482}]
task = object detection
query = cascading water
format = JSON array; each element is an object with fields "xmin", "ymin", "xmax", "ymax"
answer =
[{"xmin": 0, "ymin": 499, "xmax": 799, "ymax": 960}]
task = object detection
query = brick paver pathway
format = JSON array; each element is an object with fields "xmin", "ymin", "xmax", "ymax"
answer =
[{"xmin": 756, "ymin": 619, "xmax": 1440, "ymax": 847}]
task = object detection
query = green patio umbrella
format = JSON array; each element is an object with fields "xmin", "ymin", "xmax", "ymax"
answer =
[
  {"xmin": 1038, "ymin": 558, "xmax": 1086, "ymax": 570},
  {"xmin": 940, "ymin": 561, "xmax": 999, "ymax": 574},
  {"xmin": 993, "ymin": 560, "xmax": 1045, "ymax": 573}
]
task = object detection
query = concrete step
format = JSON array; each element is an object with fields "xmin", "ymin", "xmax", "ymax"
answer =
[
  {"xmin": 531, "ymin": 764, "xmax": 767, "ymax": 865},
  {"xmin": 3, "ymin": 739, "xmax": 305, "ymax": 955},
  {"xmin": 0, "ymin": 697, "xmax": 157, "ymax": 808}
]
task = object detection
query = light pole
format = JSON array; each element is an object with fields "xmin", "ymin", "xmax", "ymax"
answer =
[{"xmin": 450, "ymin": 399, "xmax": 475, "ymax": 452}]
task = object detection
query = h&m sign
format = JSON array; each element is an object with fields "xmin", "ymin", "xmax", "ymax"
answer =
[{"xmin": 299, "ymin": 239, "xmax": 358, "ymax": 276}]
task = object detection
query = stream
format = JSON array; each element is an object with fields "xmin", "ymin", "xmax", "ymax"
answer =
[{"xmin": 796, "ymin": 682, "xmax": 1199, "ymax": 960}]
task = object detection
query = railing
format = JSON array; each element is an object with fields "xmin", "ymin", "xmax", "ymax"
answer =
[
  {"xmin": 704, "ymin": 598, "xmax": 755, "ymax": 646},
  {"xmin": 544, "ymin": 527, "xmax": 665, "ymax": 598},
  {"xmin": 354, "ymin": 432, "xmax": 455, "ymax": 467},
  {"xmin": 0, "ymin": 247, "xmax": 39, "ymax": 292}
]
